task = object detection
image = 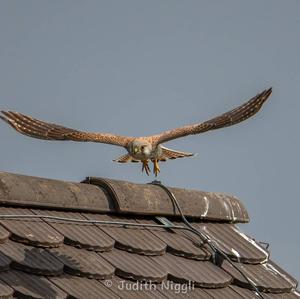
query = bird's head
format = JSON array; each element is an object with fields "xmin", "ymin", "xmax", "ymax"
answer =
[{"xmin": 130, "ymin": 141, "xmax": 152, "ymax": 159}]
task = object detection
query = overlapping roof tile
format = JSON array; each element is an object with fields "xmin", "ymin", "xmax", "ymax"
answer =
[
  {"xmin": 49, "ymin": 245, "xmax": 115, "ymax": 279},
  {"xmin": 0, "ymin": 207, "xmax": 63, "ymax": 247},
  {"xmin": 50, "ymin": 274, "xmax": 118, "ymax": 299},
  {"xmin": 0, "ymin": 171, "xmax": 298, "ymax": 299},
  {"xmin": 139, "ymin": 218, "xmax": 211, "ymax": 260},
  {"xmin": 0, "ymin": 279, "xmax": 13, "ymax": 299},
  {"xmin": 100, "ymin": 248, "xmax": 168, "ymax": 282},
  {"xmin": 152, "ymin": 253, "xmax": 232, "ymax": 287},
  {"xmin": 205, "ymin": 286, "xmax": 250, "ymax": 299},
  {"xmin": 0, "ymin": 225, "xmax": 10, "ymax": 243},
  {"xmin": 222, "ymin": 259, "xmax": 297, "ymax": 292},
  {"xmin": 34, "ymin": 210, "xmax": 115, "ymax": 251},
  {"xmin": 85, "ymin": 214, "xmax": 166, "ymax": 255},
  {"xmin": 106, "ymin": 276, "xmax": 166, "ymax": 299},
  {"xmin": 195, "ymin": 223, "xmax": 269, "ymax": 263},
  {"xmin": 0, "ymin": 240, "xmax": 64, "ymax": 276},
  {"xmin": 0, "ymin": 270, "xmax": 67, "ymax": 299}
]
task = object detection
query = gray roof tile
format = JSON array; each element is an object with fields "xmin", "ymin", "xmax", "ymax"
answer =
[
  {"xmin": 0, "ymin": 278, "xmax": 14, "ymax": 299},
  {"xmin": 0, "ymin": 270, "xmax": 66, "ymax": 299},
  {"xmin": 104, "ymin": 277, "xmax": 166, "ymax": 299},
  {"xmin": 0, "ymin": 171, "xmax": 298, "ymax": 299},
  {"xmin": 50, "ymin": 275, "xmax": 120, "ymax": 299},
  {"xmin": 156, "ymin": 283, "xmax": 209, "ymax": 298},
  {"xmin": 263, "ymin": 290, "xmax": 300, "ymax": 299},
  {"xmin": 0, "ymin": 240, "xmax": 63, "ymax": 276},
  {"xmin": 85, "ymin": 177, "xmax": 249, "ymax": 222},
  {"xmin": 34, "ymin": 210, "xmax": 115, "ymax": 251},
  {"xmin": 138, "ymin": 218, "xmax": 211, "ymax": 260},
  {"xmin": 0, "ymin": 225, "xmax": 10, "ymax": 243},
  {"xmin": 49, "ymin": 245, "xmax": 114, "ymax": 279},
  {"xmin": 152, "ymin": 253, "xmax": 232, "ymax": 288},
  {"xmin": 100, "ymin": 248, "xmax": 168, "ymax": 282},
  {"xmin": 222, "ymin": 259, "xmax": 297, "ymax": 292},
  {"xmin": 204, "ymin": 285, "xmax": 248, "ymax": 299},
  {"xmin": 195, "ymin": 223, "xmax": 269, "ymax": 263},
  {"xmin": 0, "ymin": 207, "xmax": 63, "ymax": 247},
  {"xmin": 85, "ymin": 214, "xmax": 166, "ymax": 255}
]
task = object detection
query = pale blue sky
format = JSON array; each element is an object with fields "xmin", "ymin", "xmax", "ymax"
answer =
[{"xmin": 0, "ymin": 1, "xmax": 299, "ymax": 279}]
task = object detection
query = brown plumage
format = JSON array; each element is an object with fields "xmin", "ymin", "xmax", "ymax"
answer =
[{"xmin": 1, "ymin": 87, "xmax": 272, "ymax": 176}]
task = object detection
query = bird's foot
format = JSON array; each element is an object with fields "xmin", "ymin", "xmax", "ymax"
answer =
[
  {"xmin": 142, "ymin": 160, "xmax": 150, "ymax": 176},
  {"xmin": 153, "ymin": 159, "xmax": 160, "ymax": 177}
]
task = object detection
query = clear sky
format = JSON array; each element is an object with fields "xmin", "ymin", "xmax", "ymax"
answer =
[{"xmin": 0, "ymin": 1, "xmax": 299, "ymax": 280}]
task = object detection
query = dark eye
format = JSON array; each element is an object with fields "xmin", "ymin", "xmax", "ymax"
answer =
[{"xmin": 141, "ymin": 146, "xmax": 144, "ymax": 150}]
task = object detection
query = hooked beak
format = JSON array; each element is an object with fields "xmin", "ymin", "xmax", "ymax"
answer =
[{"xmin": 133, "ymin": 147, "xmax": 139, "ymax": 154}]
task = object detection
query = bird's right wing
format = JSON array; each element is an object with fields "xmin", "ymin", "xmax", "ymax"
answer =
[
  {"xmin": 0, "ymin": 111, "xmax": 133, "ymax": 147},
  {"xmin": 150, "ymin": 88, "xmax": 272, "ymax": 145}
]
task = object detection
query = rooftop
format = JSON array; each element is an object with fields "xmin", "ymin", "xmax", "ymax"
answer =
[{"xmin": 0, "ymin": 170, "xmax": 298, "ymax": 299}]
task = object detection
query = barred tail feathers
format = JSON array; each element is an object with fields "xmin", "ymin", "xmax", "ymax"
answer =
[
  {"xmin": 159, "ymin": 146, "xmax": 195, "ymax": 161},
  {"xmin": 113, "ymin": 154, "xmax": 139, "ymax": 163}
]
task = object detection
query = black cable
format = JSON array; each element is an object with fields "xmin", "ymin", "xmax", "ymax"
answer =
[
  {"xmin": 150, "ymin": 180, "xmax": 265, "ymax": 299},
  {"xmin": 0, "ymin": 214, "xmax": 188, "ymax": 230}
]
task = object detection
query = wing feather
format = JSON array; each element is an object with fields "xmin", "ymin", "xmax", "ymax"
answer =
[
  {"xmin": 151, "ymin": 88, "xmax": 272, "ymax": 145},
  {"xmin": 0, "ymin": 111, "xmax": 133, "ymax": 147},
  {"xmin": 159, "ymin": 146, "xmax": 195, "ymax": 161}
]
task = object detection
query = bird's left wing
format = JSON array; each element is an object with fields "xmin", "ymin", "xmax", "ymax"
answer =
[
  {"xmin": 0, "ymin": 111, "xmax": 133, "ymax": 147},
  {"xmin": 150, "ymin": 88, "xmax": 272, "ymax": 145}
]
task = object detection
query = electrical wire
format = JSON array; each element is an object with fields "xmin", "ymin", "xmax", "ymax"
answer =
[
  {"xmin": 0, "ymin": 214, "xmax": 187, "ymax": 230},
  {"xmin": 150, "ymin": 180, "xmax": 265, "ymax": 299}
]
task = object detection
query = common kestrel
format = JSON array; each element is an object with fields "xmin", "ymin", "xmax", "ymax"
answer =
[{"xmin": 1, "ymin": 88, "xmax": 272, "ymax": 176}]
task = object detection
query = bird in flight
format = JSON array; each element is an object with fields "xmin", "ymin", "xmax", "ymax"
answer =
[{"xmin": 1, "ymin": 88, "xmax": 272, "ymax": 176}]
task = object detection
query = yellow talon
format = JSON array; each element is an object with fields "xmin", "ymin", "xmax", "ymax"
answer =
[
  {"xmin": 153, "ymin": 159, "xmax": 160, "ymax": 177},
  {"xmin": 142, "ymin": 160, "xmax": 150, "ymax": 176}
]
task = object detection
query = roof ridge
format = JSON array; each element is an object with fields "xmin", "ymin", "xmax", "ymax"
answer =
[{"xmin": 0, "ymin": 171, "xmax": 249, "ymax": 223}]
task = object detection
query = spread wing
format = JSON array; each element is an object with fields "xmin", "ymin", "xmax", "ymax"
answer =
[
  {"xmin": 151, "ymin": 88, "xmax": 272, "ymax": 145},
  {"xmin": 0, "ymin": 111, "xmax": 133, "ymax": 147}
]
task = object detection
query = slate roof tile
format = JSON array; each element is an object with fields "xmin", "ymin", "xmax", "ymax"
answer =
[
  {"xmin": 100, "ymin": 248, "xmax": 168, "ymax": 282},
  {"xmin": 230, "ymin": 286, "xmax": 300, "ymax": 298},
  {"xmin": 195, "ymin": 223, "xmax": 269, "ymax": 263},
  {"xmin": 0, "ymin": 225, "xmax": 10, "ymax": 243},
  {"xmin": 0, "ymin": 207, "xmax": 63, "ymax": 247},
  {"xmin": 263, "ymin": 291, "xmax": 300, "ymax": 299},
  {"xmin": 0, "ymin": 270, "xmax": 67, "ymax": 299},
  {"xmin": 85, "ymin": 213, "xmax": 166, "ymax": 255},
  {"xmin": 105, "ymin": 277, "xmax": 166, "ymax": 299},
  {"xmin": 0, "ymin": 171, "xmax": 298, "ymax": 299},
  {"xmin": 138, "ymin": 218, "xmax": 211, "ymax": 260},
  {"xmin": 204, "ymin": 285, "xmax": 250, "ymax": 299},
  {"xmin": 0, "ymin": 240, "xmax": 63, "ymax": 276},
  {"xmin": 49, "ymin": 274, "xmax": 120, "ymax": 299},
  {"xmin": 34, "ymin": 209, "xmax": 115, "ymax": 251},
  {"xmin": 0, "ymin": 251, "xmax": 11, "ymax": 271},
  {"xmin": 152, "ymin": 253, "xmax": 232, "ymax": 288},
  {"xmin": 156, "ymin": 283, "xmax": 209, "ymax": 298},
  {"xmin": 49, "ymin": 244, "xmax": 115, "ymax": 279},
  {"xmin": 0, "ymin": 278, "xmax": 13, "ymax": 299},
  {"xmin": 228, "ymin": 285, "xmax": 260, "ymax": 298},
  {"xmin": 222, "ymin": 259, "xmax": 297, "ymax": 292}
]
